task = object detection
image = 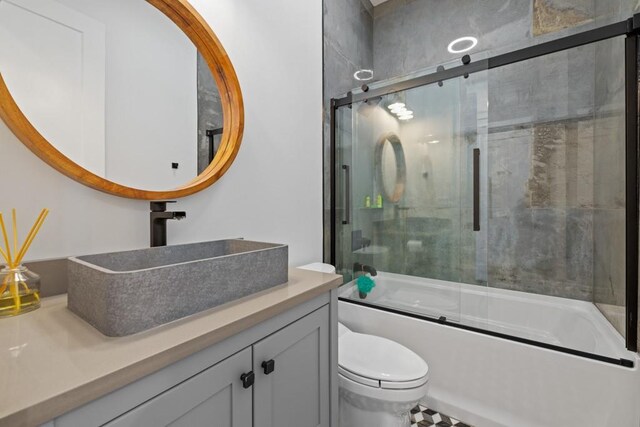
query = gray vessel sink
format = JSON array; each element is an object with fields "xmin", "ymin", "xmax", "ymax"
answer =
[{"xmin": 67, "ymin": 239, "xmax": 288, "ymax": 336}]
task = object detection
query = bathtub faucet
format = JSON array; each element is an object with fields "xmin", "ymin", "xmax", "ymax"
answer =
[{"xmin": 354, "ymin": 262, "xmax": 377, "ymax": 276}]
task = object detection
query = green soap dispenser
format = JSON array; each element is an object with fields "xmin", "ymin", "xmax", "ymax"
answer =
[
  {"xmin": 376, "ymin": 194, "xmax": 383, "ymax": 208},
  {"xmin": 364, "ymin": 195, "xmax": 371, "ymax": 208}
]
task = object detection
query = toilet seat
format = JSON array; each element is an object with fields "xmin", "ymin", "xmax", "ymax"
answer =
[
  {"xmin": 339, "ymin": 330, "xmax": 429, "ymax": 390},
  {"xmin": 339, "ymin": 366, "xmax": 429, "ymax": 389}
]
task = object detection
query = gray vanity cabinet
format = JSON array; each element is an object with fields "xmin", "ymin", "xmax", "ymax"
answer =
[
  {"xmin": 104, "ymin": 347, "xmax": 252, "ymax": 427},
  {"xmin": 105, "ymin": 307, "xmax": 330, "ymax": 427},
  {"xmin": 49, "ymin": 293, "xmax": 337, "ymax": 427},
  {"xmin": 253, "ymin": 306, "xmax": 329, "ymax": 427}
]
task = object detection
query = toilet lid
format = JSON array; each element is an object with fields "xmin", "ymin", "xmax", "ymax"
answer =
[{"xmin": 339, "ymin": 332, "xmax": 428, "ymax": 384}]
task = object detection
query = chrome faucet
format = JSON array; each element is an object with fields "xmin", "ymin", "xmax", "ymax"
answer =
[{"xmin": 150, "ymin": 201, "xmax": 186, "ymax": 247}]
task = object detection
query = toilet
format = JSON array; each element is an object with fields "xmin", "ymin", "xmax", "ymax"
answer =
[
  {"xmin": 298, "ymin": 263, "xmax": 430, "ymax": 427},
  {"xmin": 337, "ymin": 322, "xmax": 429, "ymax": 426}
]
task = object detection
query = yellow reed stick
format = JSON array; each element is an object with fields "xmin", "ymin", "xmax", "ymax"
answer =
[
  {"xmin": 15, "ymin": 209, "xmax": 49, "ymax": 266},
  {"xmin": 12, "ymin": 209, "xmax": 17, "ymax": 260},
  {"xmin": 10, "ymin": 280, "xmax": 20, "ymax": 314},
  {"xmin": 0, "ymin": 246, "xmax": 8, "ymax": 265},
  {"xmin": 0, "ymin": 275, "xmax": 8, "ymax": 296},
  {"xmin": 0, "ymin": 213, "xmax": 13, "ymax": 267},
  {"xmin": 19, "ymin": 280, "xmax": 30, "ymax": 294},
  {"xmin": 14, "ymin": 209, "xmax": 45, "ymax": 265},
  {"xmin": 18, "ymin": 280, "xmax": 38, "ymax": 302},
  {"xmin": 14, "ymin": 209, "xmax": 46, "ymax": 266}
]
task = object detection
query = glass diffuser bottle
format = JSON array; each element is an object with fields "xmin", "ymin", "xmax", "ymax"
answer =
[
  {"xmin": 0, "ymin": 208, "xmax": 48, "ymax": 317},
  {"xmin": 0, "ymin": 265, "xmax": 40, "ymax": 316}
]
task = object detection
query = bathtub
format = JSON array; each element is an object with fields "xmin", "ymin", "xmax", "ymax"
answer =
[{"xmin": 338, "ymin": 272, "xmax": 640, "ymax": 427}]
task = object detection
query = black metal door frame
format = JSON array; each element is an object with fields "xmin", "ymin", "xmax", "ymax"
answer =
[{"xmin": 625, "ymin": 30, "xmax": 639, "ymax": 353}]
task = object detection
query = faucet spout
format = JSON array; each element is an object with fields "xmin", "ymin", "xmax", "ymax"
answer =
[
  {"xmin": 353, "ymin": 262, "xmax": 377, "ymax": 276},
  {"xmin": 150, "ymin": 201, "xmax": 186, "ymax": 247}
]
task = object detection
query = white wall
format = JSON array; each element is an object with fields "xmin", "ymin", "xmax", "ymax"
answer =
[{"xmin": 0, "ymin": 0, "xmax": 323, "ymax": 266}]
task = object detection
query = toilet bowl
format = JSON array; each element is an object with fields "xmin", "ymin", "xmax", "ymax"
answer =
[
  {"xmin": 338, "ymin": 322, "xmax": 429, "ymax": 427},
  {"xmin": 298, "ymin": 263, "xmax": 430, "ymax": 427}
]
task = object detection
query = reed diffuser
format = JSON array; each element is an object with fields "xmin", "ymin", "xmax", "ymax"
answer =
[{"xmin": 0, "ymin": 208, "xmax": 49, "ymax": 317}]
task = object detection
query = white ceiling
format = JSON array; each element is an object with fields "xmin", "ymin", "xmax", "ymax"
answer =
[{"xmin": 369, "ymin": 0, "xmax": 390, "ymax": 6}]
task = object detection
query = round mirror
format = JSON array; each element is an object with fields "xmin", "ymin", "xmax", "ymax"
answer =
[
  {"xmin": 0, "ymin": 0, "xmax": 243, "ymax": 199},
  {"xmin": 375, "ymin": 132, "xmax": 406, "ymax": 203}
]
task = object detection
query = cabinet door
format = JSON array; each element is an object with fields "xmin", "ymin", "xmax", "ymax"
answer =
[
  {"xmin": 253, "ymin": 306, "xmax": 330, "ymax": 427},
  {"xmin": 104, "ymin": 347, "xmax": 252, "ymax": 427}
]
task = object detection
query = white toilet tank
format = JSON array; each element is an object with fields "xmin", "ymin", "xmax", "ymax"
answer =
[{"xmin": 298, "ymin": 262, "xmax": 336, "ymax": 274}]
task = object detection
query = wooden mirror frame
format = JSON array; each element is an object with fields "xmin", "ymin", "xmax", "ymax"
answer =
[
  {"xmin": 0, "ymin": 0, "xmax": 244, "ymax": 199},
  {"xmin": 374, "ymin": 132, "xmax": 406, "ymax": 203}
]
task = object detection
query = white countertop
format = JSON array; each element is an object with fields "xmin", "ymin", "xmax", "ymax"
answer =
[{"xmin": 0, "ymin": 268, "xmax": 342, "ymax": 427}]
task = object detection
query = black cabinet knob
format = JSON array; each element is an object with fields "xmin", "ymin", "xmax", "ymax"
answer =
[
  {"xmin": 240, "ymin": 371, "xmax": 255, "ymax": 389},
  {"xmin": 262, "ymin": 359, "xmax": 275, "ymax": 375}
]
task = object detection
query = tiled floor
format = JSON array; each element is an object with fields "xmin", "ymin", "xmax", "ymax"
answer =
[{"xmin": 410, "ymin": 404, "xmax": 473, "ymax": 427}]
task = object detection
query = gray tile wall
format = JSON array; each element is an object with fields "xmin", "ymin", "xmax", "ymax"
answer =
[
  {"xmin": 372, "ymin": 0, "xmax": 532, "ymax": 82},
  {"xmin": 369, "ymin": 0, "xmax": 638, "ymax": 80}
]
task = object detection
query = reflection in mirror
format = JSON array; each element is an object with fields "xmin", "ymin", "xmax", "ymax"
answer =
[
  {"xmin": 197, "ymin": 53, "xmax": 223, "ymax": 175},
  {"xmin": 375, "ymin": 132, "xmax": 406, "ymax": 203},
  {"xmin": 0, "ymin": 0, "xmax": 223, "ymax": 191}
]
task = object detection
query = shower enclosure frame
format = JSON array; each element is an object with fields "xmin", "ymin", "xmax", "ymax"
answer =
[{"xmin": 328, "ymin": 14, "xmax": 640, "ymax": 365}]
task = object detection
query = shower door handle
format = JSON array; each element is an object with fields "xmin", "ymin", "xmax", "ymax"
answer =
[
  {"xmin": 473, "ymin": 148, "xmax": 480, "ymax": 231},
  {"xmin": 342, "ymin": 164, "xmax": 351, "ymax": 225}
]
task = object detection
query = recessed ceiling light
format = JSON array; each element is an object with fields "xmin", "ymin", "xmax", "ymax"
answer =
[
  {"xmin": 399, "ymin": 115, "xmax": 413, "ymax": 121},
  {"xmin": 354, "ymin": 69, "xmax": 374, "ymax": 81},
  {"xmin": 447, "ymin": 36, "xmax": 478, "ymax": 54},
  {"xmin": 427, "ymin": 139, "xmax": 440, "ymax": 144},
  {"xmin": 388, "ymin": 102, "xmax": 405, "ymax": 111}
]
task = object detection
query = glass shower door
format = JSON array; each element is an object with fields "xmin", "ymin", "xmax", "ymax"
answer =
[
  {"xmin": 332, "ymin": 20, "xmax": 638, "ymax": 364},
  {"xmin": 334, "ymin": 70, "xmax": 489, "ymax": 324},
  {"xmin": 482, "ymin": 36, "xmax": 631, "ymax": 360}
]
